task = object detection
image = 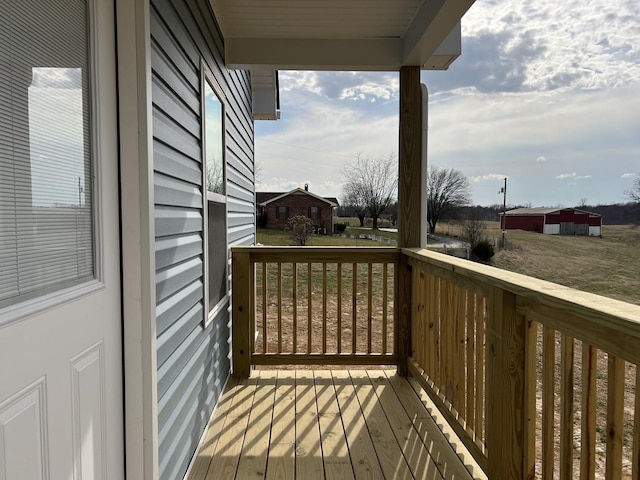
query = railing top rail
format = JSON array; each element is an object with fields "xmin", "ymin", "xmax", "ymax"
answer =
[
  {"xmin": 402, "ymin": 247, "xmax": 640, "ymax": 362},
  {"xmin": 232, "ymin": 246, "xmax": 399, "ymax": 263}
]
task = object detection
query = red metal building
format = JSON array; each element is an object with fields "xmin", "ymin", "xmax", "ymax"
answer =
[{"xmin": 500, "ymin": 207, "xmax": 602, "ymax": 236}]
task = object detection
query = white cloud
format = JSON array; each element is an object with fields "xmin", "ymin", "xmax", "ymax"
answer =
[
  {"xmin": 256, "ymin": 0, "xmax": 640, "ymax": 207},
  {"xmin": 472, "ymin": 174, "xmax": 509, "ymax": 182},
  {"xmin": 452, "ymin": 0, "xmax": 640, "ymax": 94},
  {"xmin": 556, "ymin": 173, "xmax": 577, "ymax": 179},
  {"xmin": 555, "ymin": 173, "xmax": 591, "ymax": 180}
]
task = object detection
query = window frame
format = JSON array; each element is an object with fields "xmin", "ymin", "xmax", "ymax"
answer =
[
  {"xmin": 0, "ymin": 0, "xmax": 104, "ymax": 326},
  {"xmin": 201, "ymin": 61, "xmax": 229, "ymax": 328}
]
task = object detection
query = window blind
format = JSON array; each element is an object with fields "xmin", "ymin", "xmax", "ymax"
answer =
[{"xmin": 0, "ymin": 0, "xmax": 94, "ymax": 309}]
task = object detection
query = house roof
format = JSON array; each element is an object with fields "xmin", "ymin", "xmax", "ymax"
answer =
[
  {"xmin": 257, "ymin": 188, "xmax": 339, "ymax": 207},
  {"xmin": 502, "ymin": 207, "xmax": 602, "ymax": 217},
  {"xmin": 209, "ymin": 0, "xmax": 474, "ymax": 71}
]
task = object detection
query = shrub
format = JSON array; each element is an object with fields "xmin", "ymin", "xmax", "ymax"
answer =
[
  {"xmin": 283, "ymin": 215, "xmax": 314, "ymax": 246},
  {"xmin": 472, "ymin": 240, "xmax": 495, "ymax": 261},
  {"xmin": 335, "ymin": 223, "xmax": 347, "ymax": 233}
]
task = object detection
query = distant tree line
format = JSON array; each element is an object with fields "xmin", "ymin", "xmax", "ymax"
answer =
[
  {"xmin": 338, "ymin": 158, "xmax": 640, "ymax": 229},
  {"xmin": 571, "ymin": 202, "xmax": 640, "ymax": 224}
]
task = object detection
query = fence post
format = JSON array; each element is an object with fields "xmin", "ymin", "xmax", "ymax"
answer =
[
  {"xmin": 486, "ymin": 288, "xmax": 527, "ymax": 478},
  {"xmin": 232, "ymin": 249, "xmax": 252, "ymax": 378}
]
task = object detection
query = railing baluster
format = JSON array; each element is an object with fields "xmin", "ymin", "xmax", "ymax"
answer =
[
  {"xmin": 466, "ymin": 292, "xmax": 476, "ymax": 430},
  {"xmin": 292, "ymin": 262, "xmax": 297, "ymax": 354},
  {"xmin": 337, "ymin": 262, "xmax": 342, "ymax": 355},
  {"xmin": 428, "ymin": 272, "xmax": 437, "ymax": 384},
  {"xmin": 322, "ymin": 263, "xmax": 327, "ymax": 354},
  {"xmin": 476, "ymin": 296, "xmax": 485, "ymax": 441},
  {"xmin": 445, "ymin": 281, "xmax": 454, "ymax": 401},
  {"xmin": 415, "ymin": 269, "xmax": 425, "ymax": 368},
  {"xmin": 605, "ymin": 355, "xmax": 625, "ymax": 480},
  {"xmin": 560, "ymin": 335, "xmax": 575, "ymax": 480},
  {"xmin": 262, "ymin": 262, "xmax": 267, "ymax": 354},
  {"xmin": 633, "ymin": 367, "xmax": 640, "ymax": 479},
  {"xmin": 367, "ymin": 262, "xmax": 372, "ymax": 354},
  {"xmin": 581, "ymin": 344, "xmax": 597, "ymax": 480},
  {"xmin": 457, "ymin": 285, "xmax": 466, "ymax": 415},
  {"xmin": 277, "ymin": 262, "xmax": 282, "ymax": 354},
  {"xmin": 307, "ymin": 262, "xmax": 312, "ymax": 354},
  {"xmin": 543, "ymin": 326, "xmax": 556, "ymax": 479},
  {"xmin": 382, "ymin": 262, "xmax": 388, "ymax": 354},
  {"xmin": 524, "ymin": 319, "xmax": 538, "ymax": 479},
  {"xmin": 352, "ymin": 262, "xmax": 357, "ymax": 354},
  {"xmin": 451, "ymin": 283, "xmax": 460, "ymax": 410}
]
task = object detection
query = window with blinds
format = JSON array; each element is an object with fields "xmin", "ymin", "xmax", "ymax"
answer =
[{"xmin": 0, "ymin": 0, "xmax": 94, "ymax": 310}]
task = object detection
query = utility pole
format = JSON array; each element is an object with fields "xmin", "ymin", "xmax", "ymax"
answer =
[{"xmin": 499, "ymin": 178, "xmax": 507, "ymax": 249}]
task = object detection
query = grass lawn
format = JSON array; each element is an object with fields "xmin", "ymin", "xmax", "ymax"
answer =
[
  {"xmin": 257, "ymin": 228, "xmax": 389, "ymax": 247},
  {"xmin": 443, "ymin": 221, "xmax": 640, "ymax": 305},
  {"xmin": 258, "ymin": 222, "xmax": 640, "ymax": 305}
]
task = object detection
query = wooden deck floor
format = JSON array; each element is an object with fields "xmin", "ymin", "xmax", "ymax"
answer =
[{"xmin": 187, "ymin": 370, "xmax": 481, "ymax": 480}]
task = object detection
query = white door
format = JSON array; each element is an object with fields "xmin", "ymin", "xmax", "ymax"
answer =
[{"xmin": 0, "ymin": 1, "xmax": 124, "ymax": 479}]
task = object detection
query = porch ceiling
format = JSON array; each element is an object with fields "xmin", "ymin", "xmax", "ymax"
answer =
[{"xmin": 208, "ymin": 0, "xmax": 475, "ymax": 71}]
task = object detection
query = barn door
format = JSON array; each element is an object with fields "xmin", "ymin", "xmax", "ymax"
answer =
[
  {"xmin": 0, "ymin": 1, "xmax": 124, "ymax": 479},
  {"xmin": 560, "ymin": 222, "xmax": 575, "ymax": 235}
]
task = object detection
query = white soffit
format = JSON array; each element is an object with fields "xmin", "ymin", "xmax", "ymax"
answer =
[{"xmin": 209, "ymin": 0, "xmax": 474, "ymax": 71}]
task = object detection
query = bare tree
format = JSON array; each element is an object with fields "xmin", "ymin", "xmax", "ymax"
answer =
[
  {"xmin": 284, "ymin": 215, "xmax": 313, "ymax": 246},
  {"xmin": 459, "ymin": 208, "xmax": 486, "ymax": 249},
  {"xmin": 341, "ymin": 183, "xmax": 368, "ymax": 227},
  {"xmin": 427, "ymin": 166, "xmax": 471, "ymax": 233},
  {"xmin": 627, "ymin": 176, "xmax": 640, "ymax": 203},
  {"xmin": 342, "ymin": 153, "xmax": 397, "ymax": 230}
]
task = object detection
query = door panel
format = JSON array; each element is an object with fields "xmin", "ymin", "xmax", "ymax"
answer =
[{"xmin": 0, "ymin": 0, "xmax": 124, "ymax": 478}]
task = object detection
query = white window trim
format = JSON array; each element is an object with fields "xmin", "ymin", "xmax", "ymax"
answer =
[
  {"xmin": 0, "ymin": 0, "xmax": 104, "ymax": 328},
  {"xmin": 201, "ymin": 61, "xmax": 229, "ymax": 328}
]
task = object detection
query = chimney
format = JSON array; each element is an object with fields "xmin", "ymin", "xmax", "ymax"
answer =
[{"xmin": 304, "ymin": 183, "xmax": 309, "ymax": 191}]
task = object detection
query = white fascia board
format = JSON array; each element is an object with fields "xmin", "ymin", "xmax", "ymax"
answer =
[
  {"xmin": 402, "ymin": 0, "xmax": 473, "ymax": 67},
  {"xmin": 226, "ymin": 37, "xmax": 402, "ymax": 71},
  {"xmin": 422, "ymin": 22, "xmax": 461, "ymax": 70}
]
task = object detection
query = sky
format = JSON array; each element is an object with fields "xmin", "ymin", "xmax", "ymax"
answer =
[{"xmin": 254, "ymin": 0, "xmax": 640, "ymax": 207}]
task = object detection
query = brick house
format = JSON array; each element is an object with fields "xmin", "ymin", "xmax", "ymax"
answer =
[{"xmin": 257, "ymin": 186, "xmax": 339, "ymax": 233}]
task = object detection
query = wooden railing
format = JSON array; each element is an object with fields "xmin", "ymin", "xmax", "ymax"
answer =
[
  {"xmin": 232, "ymin": 247, "xmax": 398, "ymax": 376},
  {"xmin": 403, "ymin": 247, "xmax": 640, "ymax": 479},
  {"xmin": 232, "ymin": 245, "xmax": 640, "ymax": 478}
]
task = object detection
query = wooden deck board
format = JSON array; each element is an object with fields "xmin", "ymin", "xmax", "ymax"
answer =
[
  {"xmin": 385, "ymin": 372, "xmax": 477, "ymax": 480},
  {"xmin": 189, "ymin": 370, "xmax": 477, "ymax": 480},
  {"xmin": 351, "ymin": 370, "xmax": 414, "ymax": 480},
  {"xmin": 367, "ymin": 370, "xmax": 444, "ymax": 480},
  {"xmin": 314, "ymin": 370, "xmax": 354, "ymax": 480},
  {"xmin": 332, "ymin": 370, "xmax": 385, "ymax": 479},
  {"xmin": 205, "ymin": 375, "xmax": 259, "ymax": 479},
  {"xmin": 295, "ymin": 370, "xmax": 324, "ymax": 479},
  {"xmin": 266, "ymin": 371, "xmax": 296, "ymax": 480}
]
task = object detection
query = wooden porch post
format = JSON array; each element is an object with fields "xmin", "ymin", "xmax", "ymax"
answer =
[
  {"xmin": 232, "ymin": 249, "xmax": 253, "ymax": 377},
  {"xmin": 397, "ymin": 66, "xmax": 422, "ymax": 376}
]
